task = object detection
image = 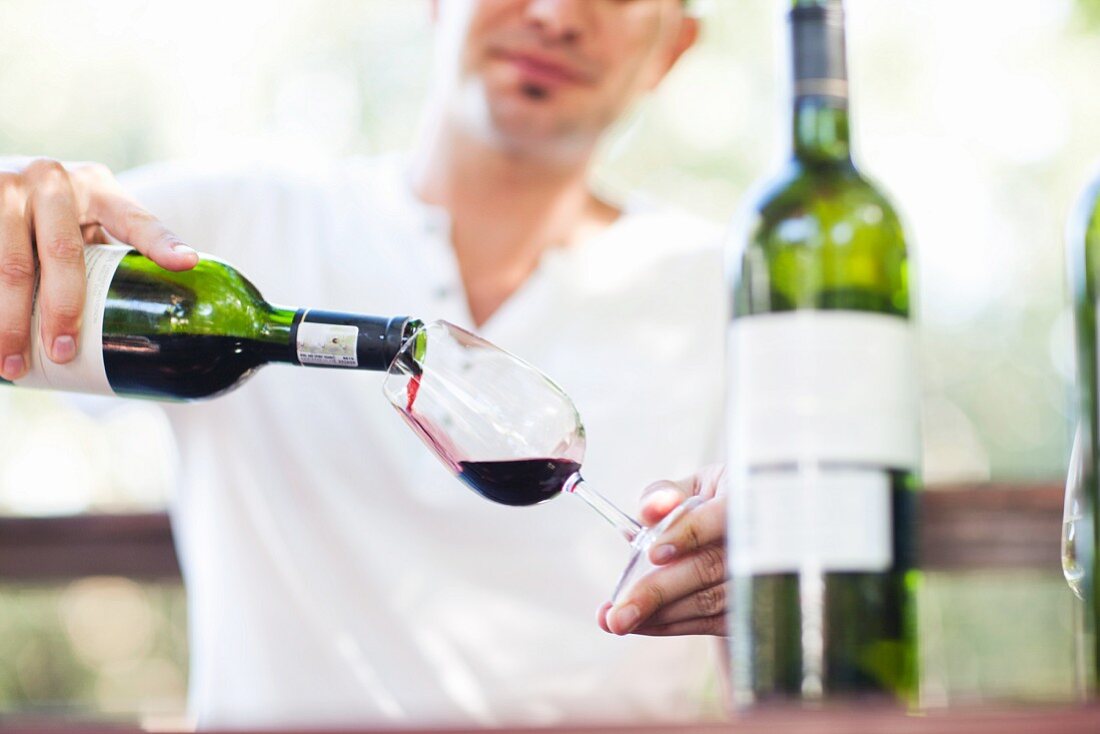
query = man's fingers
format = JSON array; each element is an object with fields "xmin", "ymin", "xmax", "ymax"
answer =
[
  {"xmin": 639, "ymin": 476, "xmax": 695, "ymax": 527},
  {"xmin": 71, "ymin": 162, "xmax": 193, "ymax": 267},
  {"xmin": 0, "ymin": 159, "xmax": 189, "ymax": 373},
  {"xmin": 29, "ymin": 165, "xmax": 86, "ymax": 364},
  {"xmin": 639, "ymin": 484, "xmax": 689, "ymax": 526},
  {"xmin": 605, "ymin": 542, "xmax": 727, "ymax": 635},
  {"xmin": 644, "ymin": 582, "xmax": 729, "ymax": 628},
  {"xmin": 649, "ymin": 494, "xmax": 727, "ymax": 564},
  {"xmin": 595, "ymin": 601, "xmax": 613, "ymax": 634},
  {"xmin": 629, "ymin": 613, "xmax": 727, "ymax": 637},
  {"xmin": 0, "ymin": 179, "xmax": 33, "ymax": 379},
  {"xmin": 638, "ymin": 464, "xmax": 727, "ymax": 527},
  {"xmin": 92, "ymin": 193, "xmax": 197, "ymax": 271},
  {"xmin": 689, "ymin": 464, "xmax": 727, "ymax": 501},
  {"xmin": 601, "ymin": 587, "xmax": 728, "ymax": 637},
  {"xmin": 81, "ymin": 223, "xmax": 109, "ymax": 245}
]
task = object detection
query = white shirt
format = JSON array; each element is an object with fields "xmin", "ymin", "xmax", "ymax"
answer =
[{"xmin": 120, "ymin": 155, "xmax": 727, "ymax": 729}]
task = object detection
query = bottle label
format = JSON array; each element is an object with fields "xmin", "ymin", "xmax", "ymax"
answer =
[
  {"xmin": 15, "ymin": 244, "xmax": 131, "ymax": 396},
  {"xmin": 726, "ymin": 311, "xmax": 918, "ymax": 574},
  {"xmin": 727, "ymin": 311, "xmax": 920, "ymax": 470},
  {"xmin": 296, "ymin": 317, "xmax": 359, "ymax": 368},
  {"xmin": 732, "ymin": 468, "xmax": 892, "ymax": 574}
]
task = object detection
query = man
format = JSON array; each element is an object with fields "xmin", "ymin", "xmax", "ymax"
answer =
[{"xmin": 0, "ymin": 0, "xmax": 725, "ymax": 726}]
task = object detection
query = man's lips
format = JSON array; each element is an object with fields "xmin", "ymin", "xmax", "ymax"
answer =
[{"xmin": 493, "ymin": 50, "xmax": 594, "ymax": 87}]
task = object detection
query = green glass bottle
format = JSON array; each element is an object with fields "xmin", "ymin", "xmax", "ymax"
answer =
[
  {"xmin": 1068, "ymin": 171, "xmax": 1100, "ymax": 693},
  {"xmin": 1, "ymin": 244, "xmax": 420, "ymax": 400},
  {"xmin": 725, "ymin": 0, "xmax": 920, "ymax": 706}
]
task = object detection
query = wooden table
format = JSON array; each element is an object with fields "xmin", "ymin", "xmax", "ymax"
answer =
[{"xmin": 2, "ymin": 705, "xmax": 1099, "ymax": 733}]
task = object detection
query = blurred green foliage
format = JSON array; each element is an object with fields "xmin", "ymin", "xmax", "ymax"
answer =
[
  {"xmin": 1076, "ymin": 0, "xmax": 1100, "ymax": 28},
  {"xmin": 0, "ymin": 584, "xmax": 187, "ymax": 718},
  {"xmin": 0, "ymin": 573, "xmax": 1082, "ymax": 720},
  {"xmin": 0, "ymin": 591, "xmax": 94, "ymax": 711}
]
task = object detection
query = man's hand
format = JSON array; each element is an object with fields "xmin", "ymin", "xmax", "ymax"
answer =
[
  {"xmin": 597, "ymin": 464, "xmax": 728, "ymax": 637},
  {"xmin": 0, "ymin": 158, "xmax": 197, "ymax": 381}
]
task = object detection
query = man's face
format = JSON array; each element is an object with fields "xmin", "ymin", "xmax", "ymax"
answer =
[{"xmin": 434, "ymin": 0, "xmax": 696, "ymax": 158}]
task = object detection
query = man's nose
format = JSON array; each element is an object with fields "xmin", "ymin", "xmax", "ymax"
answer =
[{"xmin": 524, "ymin": 0, "xmax": 587, "ymax": 44}]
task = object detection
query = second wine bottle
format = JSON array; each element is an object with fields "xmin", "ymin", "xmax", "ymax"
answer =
[{"xmin": 725, "ymin": 0, "xmax": 921, "ymax": 706}]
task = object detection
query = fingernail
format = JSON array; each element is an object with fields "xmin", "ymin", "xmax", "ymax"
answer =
[
  {"xmin": 51, "ymin": 336, "xmax": 76, "ymax": 362},
  {"xmin": 3, "ymin": 355, "xmax": 25, "ymax": 378},
  {"xmin": 611, "ymin": 604, "xmax": 640, "ymax": 634},
  {"xmin": 652, "ymin": 544, "xmax": 677, "ymax": 564},
  {"xmin": 172, "ymin": 243, "xmax": 197, "ymax": 257}
]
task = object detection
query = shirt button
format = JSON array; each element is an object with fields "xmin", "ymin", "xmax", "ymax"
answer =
[{"xmin": 434, "ymin": 285, "xmax": 454, "ymax": 300}]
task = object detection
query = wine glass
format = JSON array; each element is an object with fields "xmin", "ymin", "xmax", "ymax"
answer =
[
  {"xmin": 1064, "ymin": 424, "xmax": 1087, "ymax": 601},
  {"xmin": 1064, "ymin": 424, "xmax": 1093, "ymax": 695},
  {"xmin": 382, "ymin": 320, "xmax": 702, "ymax": 602}
]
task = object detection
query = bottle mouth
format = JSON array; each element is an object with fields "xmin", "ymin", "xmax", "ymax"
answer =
[
  {"xmin": 789, "ymin": 1, "xmax": 843, "ymax": 23},
  {"xmin": 382, "ymin": 319, "xmax": 432, "ymax": 412},
  {"xmin": 385, "ymin": 317, "xmax": 426, "ymax": 373}
]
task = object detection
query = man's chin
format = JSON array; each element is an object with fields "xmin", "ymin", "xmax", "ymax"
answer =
[
  {"xmin": 486, "ymin": 104, "xmax": 594, "ymax": 158},
  {"xmin": 451, "ymin": 84, "xmax": 597, "ymax": 160}
]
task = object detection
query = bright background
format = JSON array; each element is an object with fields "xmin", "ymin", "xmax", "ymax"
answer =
[{"xmin": 1, "ymin": 0, "xmax": 1097, "ymax": 723}]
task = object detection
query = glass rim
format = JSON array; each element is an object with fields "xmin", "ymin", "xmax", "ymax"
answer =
[{"xmin": 381, "ymin": 319, "xmax": 580, "ymax": 426}]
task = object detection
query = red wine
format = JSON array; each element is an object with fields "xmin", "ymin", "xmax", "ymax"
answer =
[
  {"xmin": 103, "ymin": 333, "xmax": 275, "ymax": 399},
  {"xmin": 406, "ymin": 373, "xmax": 422, "ymax": 412},
  {"xmin": 397, "ymin": 366, "xmax": 580, "ymax": 507},
  {"xmin": 456, "ymin": 459, "xmax": 581, "ymax": 507}
]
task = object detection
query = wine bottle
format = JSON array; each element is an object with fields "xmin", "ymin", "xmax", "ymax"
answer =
[
  {"xmin": 0, "ymin": 244, "xmax": 420, "ymax": 401},
  {"xmin": 725, "ymin": 0, "xmax": 920, "ymax": 705},
  {"xmin": 1068, "ymin": 169, "xmax": 1100, "ymax": 692}
]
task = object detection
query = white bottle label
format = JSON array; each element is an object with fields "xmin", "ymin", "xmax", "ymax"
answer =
[
  {"xmin": 15, "ymin": 244, "xmax": 131, "ymax": 396},
  {"xmin": 726, "ymin": 311, "xmax": 919, "ymax": 574},
  {"xmin": 735, "ymin": 468, "xmax": 892, "ymax": 574},
  {"xmin": 296, "ymin": 320, "xmax": 359, "ymax": 367},
  {"xmin": 728, "ymin": 311, "xmax": 920, "ymax": 469}
]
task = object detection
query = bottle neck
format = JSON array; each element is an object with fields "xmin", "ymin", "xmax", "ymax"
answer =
[
  {"xmin": 793, "ymin": 98, "xmax": 851, "ymax": 163},
  {"xmin": 257, "ymin": 305, "xmax": 299, "ymax": 363},
  {"xmin": 789, "ymin": 0, "xmax": 852, "ymax": 164},
  {"xmin": 264, "ymin": 306, "xmax": 415, "ymax": 372}
]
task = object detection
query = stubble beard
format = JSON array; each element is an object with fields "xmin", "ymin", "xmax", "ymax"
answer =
[{"xmin": 453, "ymin": 78, "xmax": 600, "ymax": 165}]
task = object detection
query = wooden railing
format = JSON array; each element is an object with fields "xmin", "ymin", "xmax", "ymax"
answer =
[
  {"xmin": 0, "ymin": 483, "xmax": 1066, "ymax": 581},
  {"xmin": 0, "ymin": 511, "xmax": 177, "ymax": 581}
]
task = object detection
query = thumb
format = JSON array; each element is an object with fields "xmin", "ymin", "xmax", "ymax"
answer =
[
  {"xmin": 638, "ymin": 478, "xmax": 693, "ymax": 527},
  {"xmin": 638, "ymin": 464, "xmax": 727, "ymax": 527}
]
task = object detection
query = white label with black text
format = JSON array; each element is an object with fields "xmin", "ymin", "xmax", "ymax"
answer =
[
  {"xmin": 297, "ymin": 321, "xmax": 359, "ymax": 367},
  {"xmin": 15, "ymin": 244, "xmax": 131, "ymax": 395}
]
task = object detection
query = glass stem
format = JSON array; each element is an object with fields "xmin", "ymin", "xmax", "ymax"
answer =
[{"xmin": 564, "ymin": 475, "xmax": 643, "ymax": 545}]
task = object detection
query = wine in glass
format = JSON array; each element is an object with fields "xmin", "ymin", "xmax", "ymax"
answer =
[{"xmin": 382, "ymin": 320, "xmax": 702, "ymax": 601}]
